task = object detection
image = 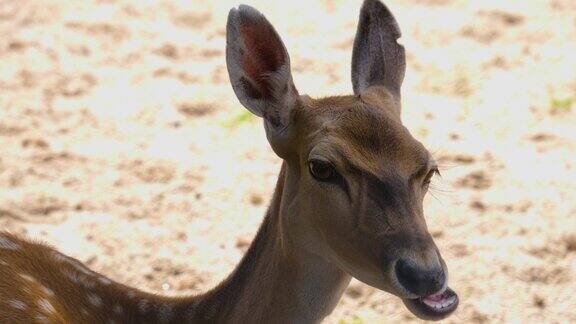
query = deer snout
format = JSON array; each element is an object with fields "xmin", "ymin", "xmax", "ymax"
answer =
[{"xmin": 394, "ymin": 255, "xmax": 446, "ymax": 297}]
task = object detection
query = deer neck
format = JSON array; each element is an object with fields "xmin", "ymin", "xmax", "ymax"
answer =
[{"xmin": 188, "ymin": 162, "xmax": 351, "ymax": 323}]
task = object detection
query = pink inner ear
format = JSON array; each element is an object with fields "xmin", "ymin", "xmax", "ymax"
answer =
[{"xmin": 240, "ymin": 22, "xmax": 286, "ymax": 98}]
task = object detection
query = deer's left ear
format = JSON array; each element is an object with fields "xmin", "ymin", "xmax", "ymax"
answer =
[
  {"xmin": 351, "ymin": 0, "xmax": 406, "ymax": 114},
  {"xmin": 226, "ymin": 5, "xmax": 299, "ymax": 130}
]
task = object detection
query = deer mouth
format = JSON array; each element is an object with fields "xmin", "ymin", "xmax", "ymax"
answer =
[{"xmin": 402, "ymin": 287, "xmax": 459, "ymax": 321}]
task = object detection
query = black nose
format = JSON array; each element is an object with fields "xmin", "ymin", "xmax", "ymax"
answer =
[{"xmin": 395, "ymin": 259, "xmax": 446, "ymax": 296}]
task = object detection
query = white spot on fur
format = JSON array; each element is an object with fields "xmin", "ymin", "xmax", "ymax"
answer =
[
  {"xmin": 98, "ymin": 276, "xmax": 113, "ymax": 285},
  {"xmin": 0, "ymin": 259, "xmax": 8, "ymax": 266},
  {"xmin": 81, "ymin": 277, "xmax": 97, "ymax": 289},
  {"xmin": 54, "ymin": 252, "xmax": 97, "ymax": 278},
  {"xmin": 87, "ymin": 293, "xmax": 103, "ymax": 307},
  {"xmin": 38, "ymin": 298, "xmax": 56, "ymax": 314},
  {"xmin": 64, "ymin": 269, "xmax": 82, "ymax": 284},
  {"xmin": 8, "ymin": 299, "xmax": 26, "ymax": 310},
  {"xmin": 0, "ymin": 235, "xmax": 19, "ymax": 250},
  {"xmin": 73, "ymin": 262, "xmax": 96, "ymax": 277},
  {"xmin": 35, "ymin": 315, "xmax": 49, "ymax": 323},
  {"xmin": 64, "ymin": 269, "xmax": 96, "ymax": 288},
  {"xmin": 52, "ymin": 251, "xmax": 69, "ymax": 263},
  {"xmin": 40, "ymin": 285, "xmax": 55, "ymax": 297},
  {"xmin": 19, "ymin": 273, "xmax": 36, "ymax": 282}
]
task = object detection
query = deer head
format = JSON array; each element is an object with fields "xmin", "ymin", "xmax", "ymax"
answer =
[{"xmin": 226, "ymin": 0, "xmax": 458, "ymax": 320}]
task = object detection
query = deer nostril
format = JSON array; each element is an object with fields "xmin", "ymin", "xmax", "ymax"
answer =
[{"xmin": 395, "ymin": 259, "xmax": 446, "ymax": 296}]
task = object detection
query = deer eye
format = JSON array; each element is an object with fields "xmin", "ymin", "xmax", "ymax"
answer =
[{"xmin": 309, "ymin": 159, "xmax": 337, "ymax": 181}]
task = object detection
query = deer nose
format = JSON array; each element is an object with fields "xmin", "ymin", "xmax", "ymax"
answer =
[{"xmin": 395, "ymin": 258, "xmax": 446, "ymax": 296}]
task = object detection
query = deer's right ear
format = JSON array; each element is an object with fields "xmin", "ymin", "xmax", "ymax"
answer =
[
  {"xmin": 351, "ymin": 0, "xmax": 405, "ymax": 114},
  {"xmin": 226, "ymin": 5, "xmax": 299, "ymax": 131}
]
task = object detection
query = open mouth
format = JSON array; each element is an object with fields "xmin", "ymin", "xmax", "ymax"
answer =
[{"xmin": 403, "ymin": 287, "xmax": 459, "ymax": 321}]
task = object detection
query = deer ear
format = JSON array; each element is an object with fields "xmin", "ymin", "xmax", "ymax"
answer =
[
  {"xmin": 351, "ymin": 0, "xmax": 405, "ymax": 110},
  {"xmin": 226, "ymin": 5, "xmax": 299, "ymax": 130}
]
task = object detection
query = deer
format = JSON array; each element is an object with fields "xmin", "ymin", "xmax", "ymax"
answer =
[{"xmin": 0, "ymin": 0, "xmax": 459, "ymax": 323}]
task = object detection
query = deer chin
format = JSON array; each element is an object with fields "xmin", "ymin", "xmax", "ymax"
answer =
[{"xmin": 402, "ymin": 287, "xmax": 459, "ymax": 321}]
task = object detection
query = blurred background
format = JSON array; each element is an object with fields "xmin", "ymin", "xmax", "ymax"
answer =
[{"xmin": 0, "ymin": 0, "xmax": 575, "ymax": 322}]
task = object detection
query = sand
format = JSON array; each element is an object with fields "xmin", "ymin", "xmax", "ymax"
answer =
[{"xmin": 0, "ymin": 0, "xmax": 575, "ymax": 322}]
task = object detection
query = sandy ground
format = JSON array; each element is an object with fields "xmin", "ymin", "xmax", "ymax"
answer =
[{"xmin": 1, "ymin": 0, "xmax": 575, "ymax": 322}]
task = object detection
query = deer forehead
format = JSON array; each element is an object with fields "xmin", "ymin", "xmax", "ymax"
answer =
[{"xmin": 300, "ymin": 96, "xmax": 429, "ymax": 176}]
